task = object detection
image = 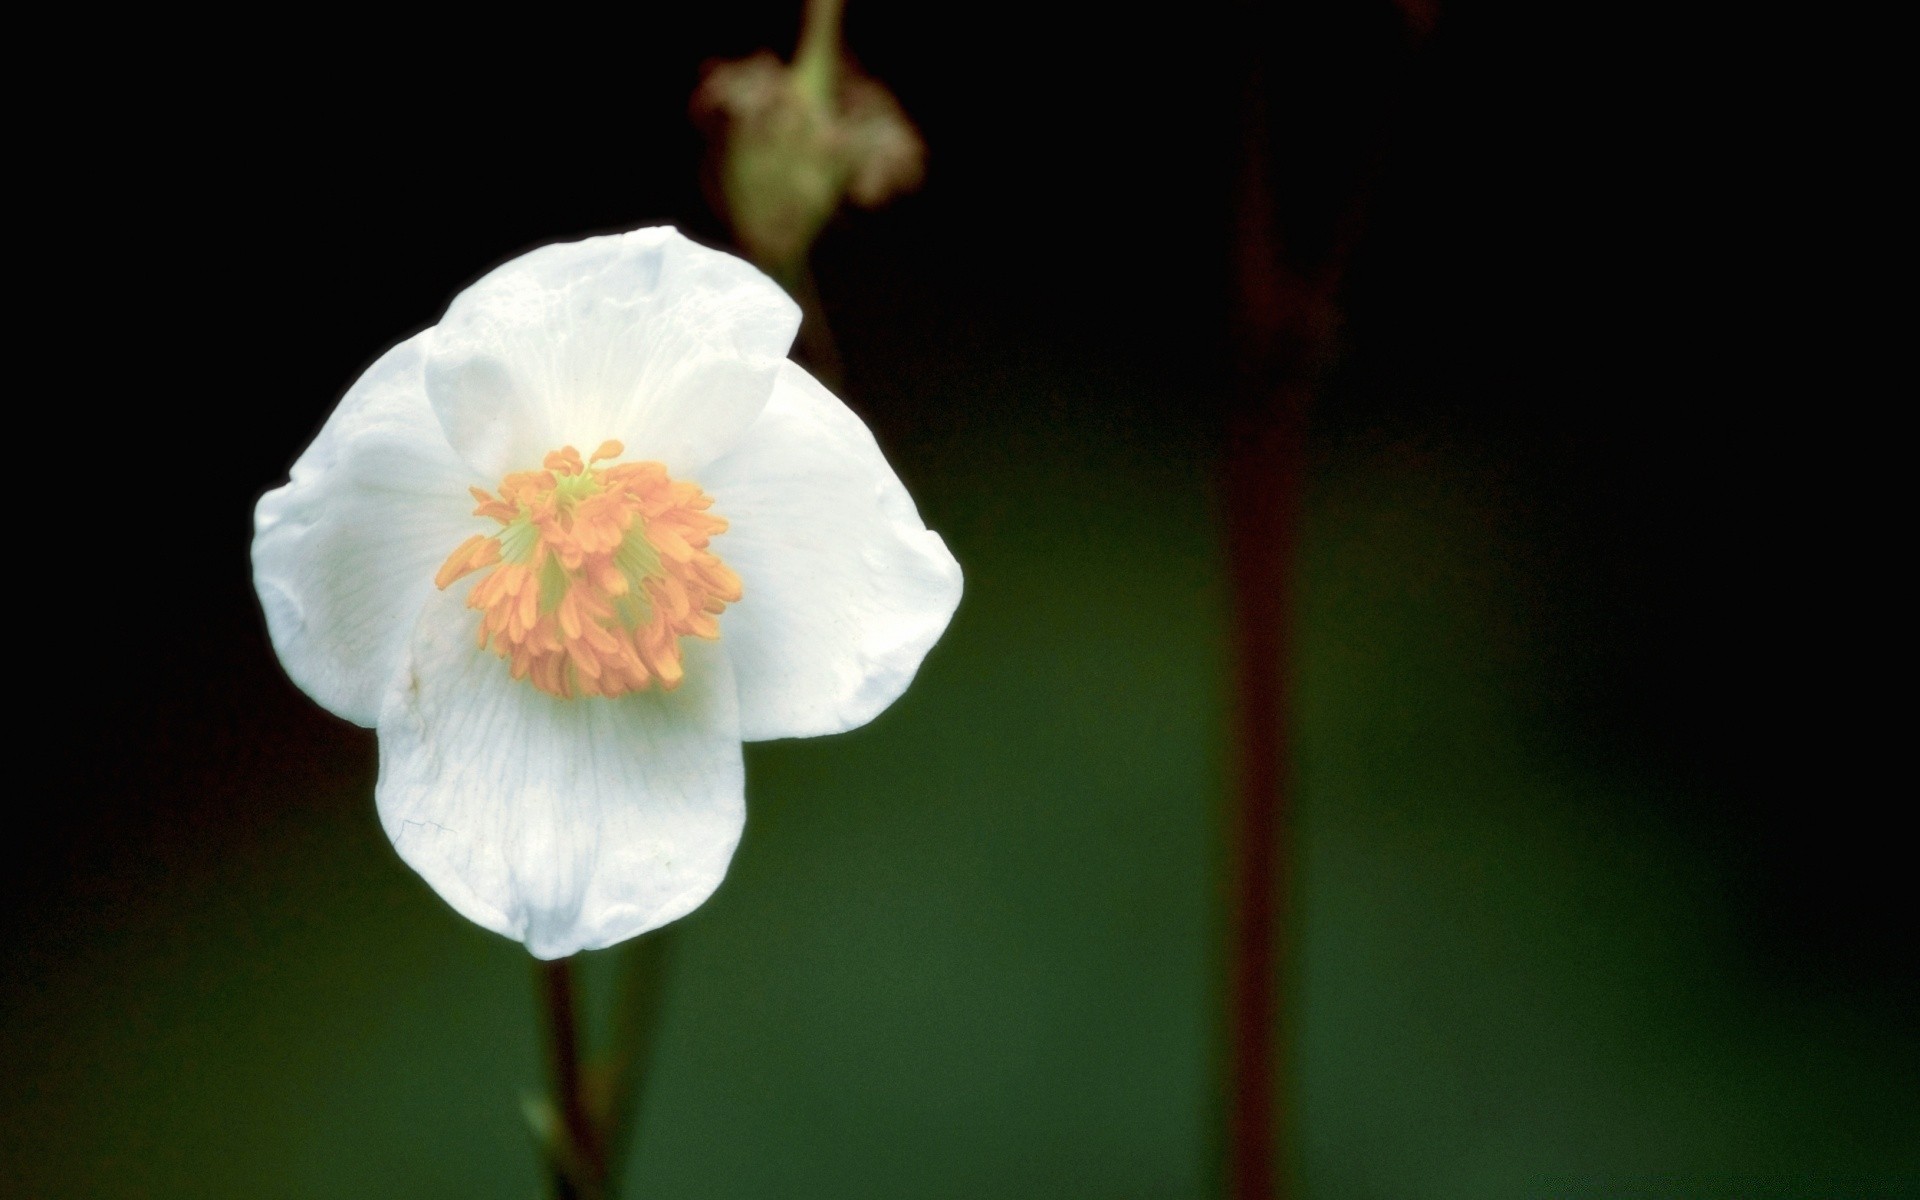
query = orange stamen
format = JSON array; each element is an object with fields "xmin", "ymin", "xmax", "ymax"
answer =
[{"xmin": 433, "ymin": 443, "xmax": 740, "ymax": 699}]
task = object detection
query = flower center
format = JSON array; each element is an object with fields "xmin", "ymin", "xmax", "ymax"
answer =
[{"xmin": 434, "ymin": 441, "xmax": 741, "ymax": 699}]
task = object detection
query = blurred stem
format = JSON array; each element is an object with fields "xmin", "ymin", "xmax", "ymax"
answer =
[
  {"xmin": 782, "ymin": 260, "xmax": 846, "ymax": 390},
  {"xmin": 791, "ymin": 0, "xmax": 844, "ymax": 102},
  {"xmin": 1223, "ymin": 41, "xmax": 1313, "ymax": 1197},
  {"xmin": 771, "ymin": 0, "xmax": 849, "ymax": 389},
  {"xmin": 1221, "ymin": 7, "xmax": 1430, "ymax": 1195},
  {"xmin": 540, "ymin": 958, "xmax": 605, "ymax": 1200}
]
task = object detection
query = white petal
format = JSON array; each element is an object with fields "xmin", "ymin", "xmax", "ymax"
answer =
[
  {"xmin": 252, "ymin": 333, "xmax": 481, "ymax": 727},
  {"xmin": 702, "ymin": 362, "xmax": 963, "ymax": 741},
  {"xmin": 424, "ymin": 227, "xmax": 801, "ymax": 481},
  {"xmin": 375, "ymin": 591, "xmax": 746, "ymax": 959}
]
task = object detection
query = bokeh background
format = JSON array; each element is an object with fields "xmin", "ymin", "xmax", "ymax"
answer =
[{"xmin": 11, "ymin": 3, "xmax": 1913, "ymax": 1197}]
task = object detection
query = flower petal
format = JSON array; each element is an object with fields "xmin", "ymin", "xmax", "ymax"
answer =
[
  {"xmin": 702, "ymin": 362, "xmax": 963, "ymax": 741},
  {"xmin": 375, "ymin": 590, "xmax": 746, "ymax": 958},
  {"xmin": 252, "ymin": 333, "xmax": 480, "ymax": 727},
  {"xmin": 424, "ymin": 227, "xmax": 801, "ymax": 481}
]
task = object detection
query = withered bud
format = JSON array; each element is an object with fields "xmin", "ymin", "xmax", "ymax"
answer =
[{"xmin": 692, "ymin": 47, "xmax": 925, "ymax": 277}]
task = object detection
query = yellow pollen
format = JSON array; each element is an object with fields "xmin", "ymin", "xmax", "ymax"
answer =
[{"xmin": 434, "ymin": 442, "xmax": 742, "ymax": 699}]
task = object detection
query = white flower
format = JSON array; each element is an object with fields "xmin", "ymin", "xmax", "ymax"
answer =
[{"xmin": 252, "ymin": 228, "xmax": 961, "ymax": 959}]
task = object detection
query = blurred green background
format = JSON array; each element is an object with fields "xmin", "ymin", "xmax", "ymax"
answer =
[{"xmin": 10, "ymin": 3, "xmax": 1912, "ymax": 1196}]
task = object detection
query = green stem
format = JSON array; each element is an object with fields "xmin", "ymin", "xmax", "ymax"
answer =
[{"xmin": 791, "ymin": 0, "xmax": 845, "ymax": 102}]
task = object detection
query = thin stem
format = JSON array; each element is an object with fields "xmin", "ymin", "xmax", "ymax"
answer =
[
  {"xmin": 540, "ymin": 957, "xmax": 605, "ymax": 1200},
  {"xmin": 783, "ymin": 259, "xmax": 846, "ymax": 391},
  {"xmin": 791, "ymin": 0, "xmax": 845, "ymax": 102},
  {"xmin": 1220, "ymin": 6, "xmax": 1431, "ymax": 1193},
  {"xmin": 1222, "ymin": 44, "xmax": 1293, "ymax": 1198}
]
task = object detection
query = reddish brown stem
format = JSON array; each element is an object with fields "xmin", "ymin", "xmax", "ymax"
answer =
[
  {"xmin": 1223, "ymin": 310, "xmax": 1312, "ymax": 1200},
  {"xmin": 541, "ymin": 957, "xmax": 605, "ymax": 1199},
  {"xmin": 1222, "ymin": 5, "xmax": 1429, "ymax": 1188}
]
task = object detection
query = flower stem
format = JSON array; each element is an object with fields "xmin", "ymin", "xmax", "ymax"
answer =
[
  {"xmin": 1221, "ymin": 8, "xmax": 1431, "ymax": 1193},
  {"xmin": 791, "ymin": 0, "xmax": 845, "ymax": 103},
  {"xmin": 540, "ymin": 957, "xmax": 606, "ymax": 1199},
  {"xmin": 783, "ymin": 260, "xmax": 846, "ymax": 390}
]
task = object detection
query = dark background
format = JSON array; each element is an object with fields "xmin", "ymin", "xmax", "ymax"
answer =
[{"xmin": 10, "ymin": 3, "xmax": 1911, "ymax": 1196}]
